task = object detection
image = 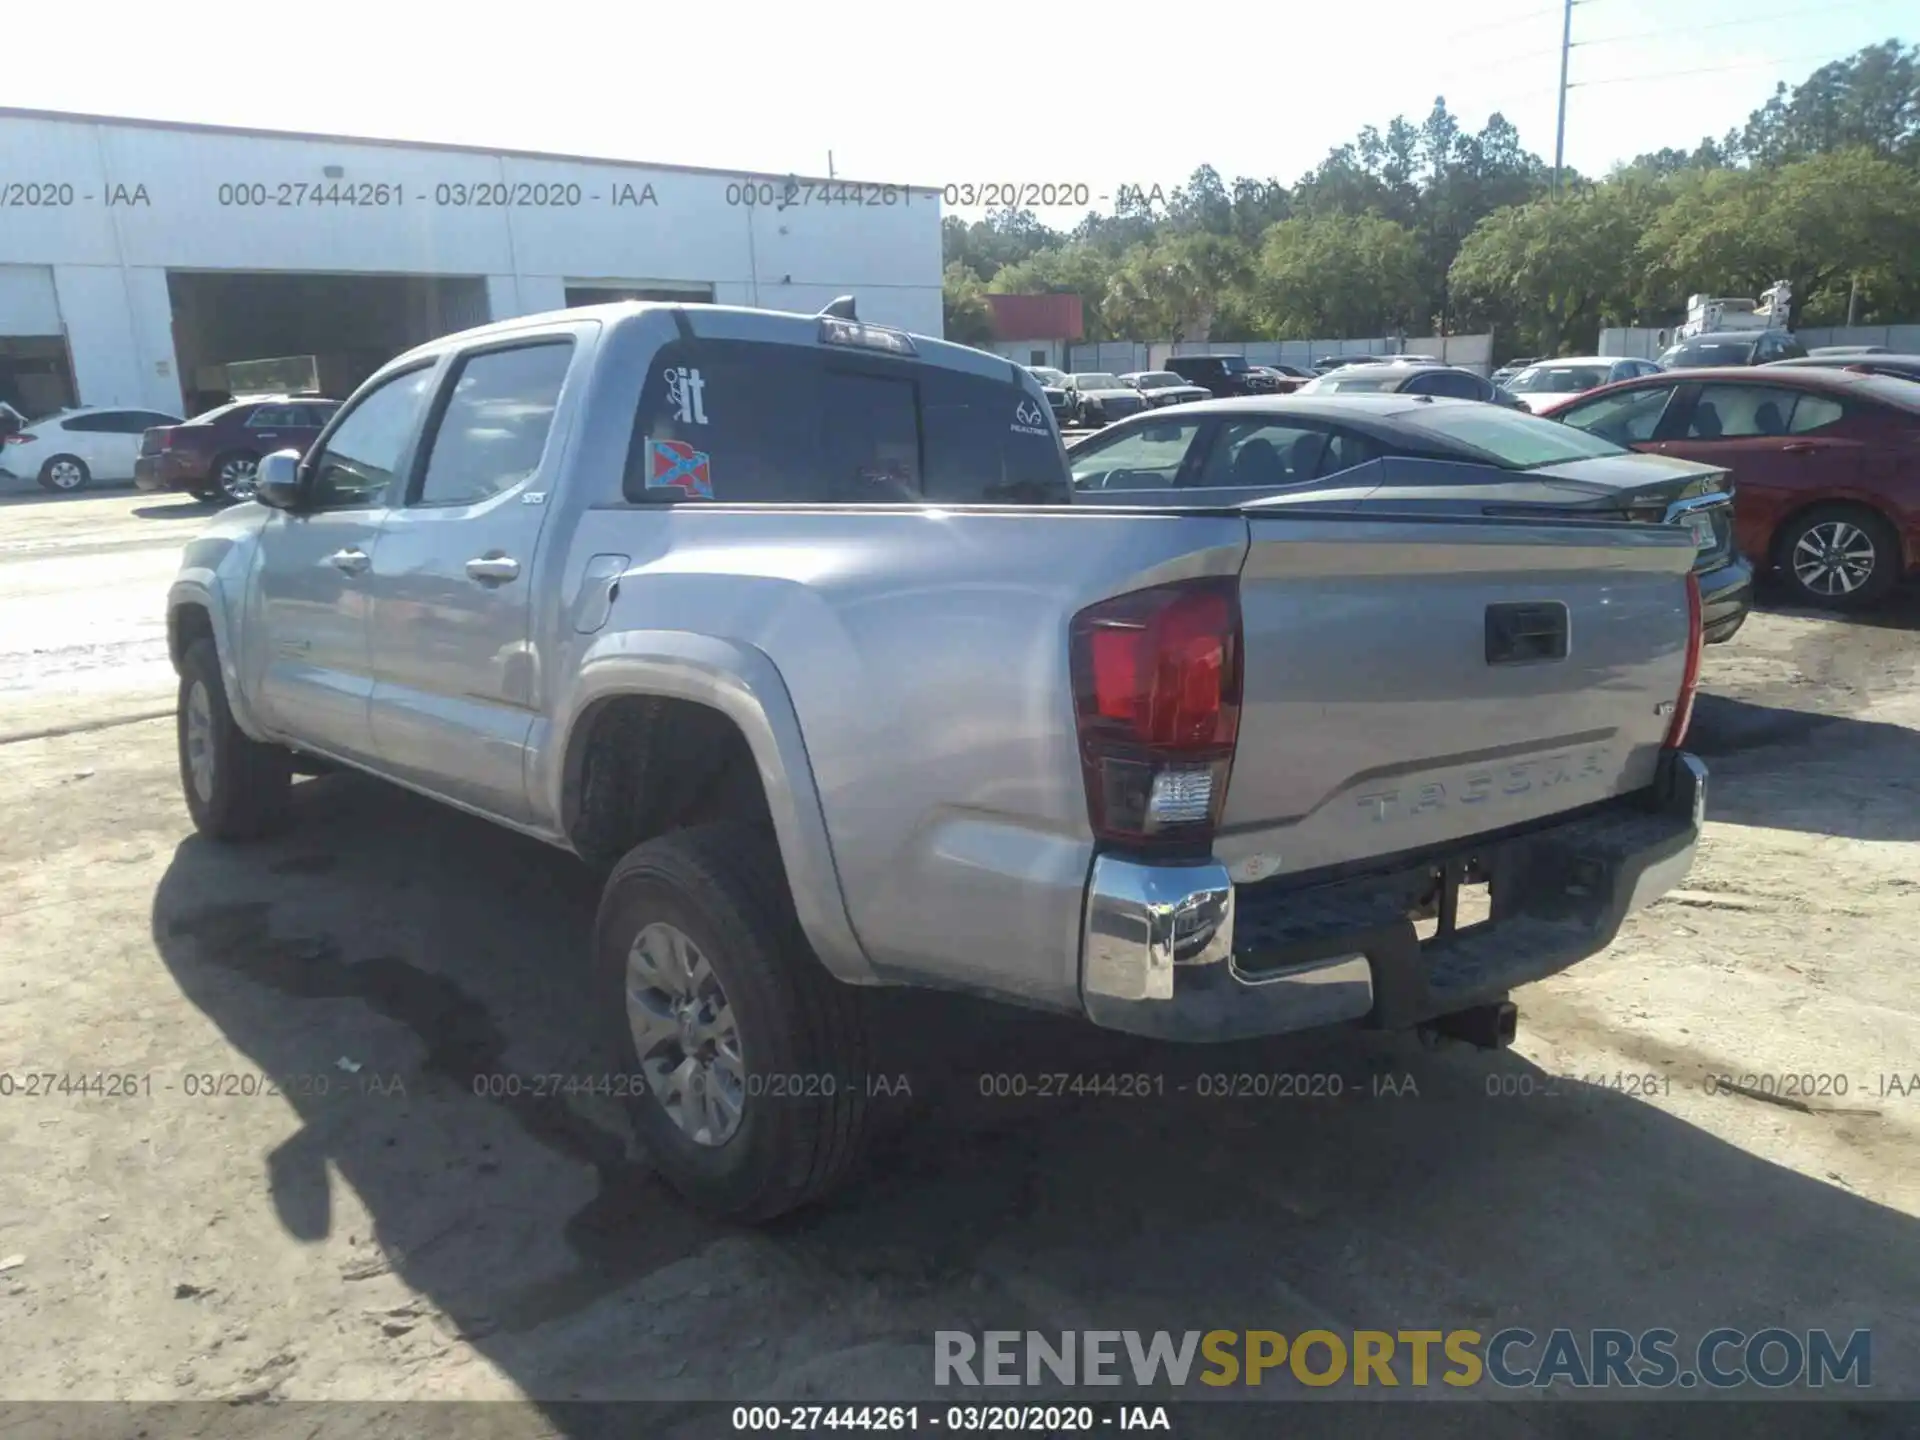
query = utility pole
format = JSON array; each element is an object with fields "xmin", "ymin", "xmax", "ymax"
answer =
[
  {"xmin": 827, "ymin": 151, "xmax": 836, "ymax": 180},
  {"xmin": 1553, "ymin": 0, "xmax": 1573, "ymax": 198}
]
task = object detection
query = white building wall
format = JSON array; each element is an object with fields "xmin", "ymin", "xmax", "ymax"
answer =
[
  {"xmin": 0, "ymin": 110, "xmax": 944, "ymax": 404},
  {"xmin": 0, "ymin": 265, "xmax": 64, "ymax": 332}
]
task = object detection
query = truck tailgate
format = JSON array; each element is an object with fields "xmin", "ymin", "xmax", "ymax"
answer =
[{"xmin": 1217, "ymin": 512, "xmax": 1697, "ymax": 882}]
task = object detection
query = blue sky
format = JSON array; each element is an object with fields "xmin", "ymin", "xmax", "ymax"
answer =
[{"xmin": 9, "ymin": 0, "xmax": 1912, "ymax": 219}]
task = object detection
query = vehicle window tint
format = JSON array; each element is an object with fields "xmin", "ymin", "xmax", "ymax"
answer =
[
  {"xmin": 298, "ymin": 403, "xmax": 340, "ymax": 426},
  {"xmin": 416, "ymin": 342, "xmax": 572, "ymax": 506},
  {"xmin": 307, "ymin": 367, "xmax": 435, "ymax": 510},
  {"xmin": 246, "ymin": 405, "xmax": 298, "ymax": 428},
  {"xmin": 1788, "ymin": 394, "xmax": 1846, "ymax": 434},
  {"xmin": 128, "ymin": 411, "xmax": 180, "ymax": 430},
  {"xmin": 1557, "ymin": 384, "xmax": 1677, "ymax": 444},
  {"xmin": 922, "ymin": 371, "xmax": 1073, "ymax": 503},
  {"xmin": 1409, "ymin": 370, "xmax": 1485, "ymax": 400},
  {"xmin": 1194, "ymin": 420, "xmax": 1350, "ymax": 488},
  {"xmin": 1686, "ymin": 384, "xmax": 1796, "ymax": 439},
  {"xmin": 624, "ymin": 339, "xmax": 1067, "ymax": 506},
  {"xmin": 60, "ymin": 412, "xmax": 114, "ymax": 433},
  {"xmin": 1069, "ymin": 419, "xmax": 1204, "ymax": 492}
]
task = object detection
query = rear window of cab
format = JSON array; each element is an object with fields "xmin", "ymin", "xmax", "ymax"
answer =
[{"xmin": 623, "ymin": 339, "xmax": 1070, "ymax": 505}]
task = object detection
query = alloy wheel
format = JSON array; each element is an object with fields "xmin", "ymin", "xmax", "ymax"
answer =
[
  {"xmin": 625, "ymin": 922, "xmax": 746, "ymax": 1146},
  {"xmin": 1791, "ymin": 520, "xmax": 1876, "ymax": 597},
  {"xmin": 47, "ymin": 460, "xmax": 85, "ymax": 490},
  {"xmin": 220, "ymin": 456, "xmax": 260, "ymax": 502},
  {"xmin": 185, "ymin": 680, "xmax": 216, "ymax": 804}
]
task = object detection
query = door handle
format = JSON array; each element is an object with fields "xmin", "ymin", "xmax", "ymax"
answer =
[
  {"xmin": 328, "ymin": 548, "xmax": 370, "ymax": 575},
  {"xmin": 1781, "ymin": 441, "xmax": 1816, "ymax": 454},
  {"xmin": 466, "ymin": 554, "xmax": 521, "ymax": 585}
]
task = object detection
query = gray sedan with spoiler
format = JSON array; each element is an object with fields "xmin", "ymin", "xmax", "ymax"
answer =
[{"xmin": 1066, "ymin": 394, "xmax": 1753, "ymax": 643}]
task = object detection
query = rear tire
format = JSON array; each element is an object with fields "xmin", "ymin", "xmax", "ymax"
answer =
[
  {"xmin": 38, "ymin": 455, "xmax": 90, "ymax": 492},
  {"xmin": 1774, "ymin": 504, "xmax": 1899, "ymax": 611},
  {"xmin": 177, "ymin": 638, "xmax": 293, "ymax": 840},
  {"xmin": 213, "ymin": 451, "xmax": 261, "ymax": 504},
  {"xmin": 594, "ymin": 823, "xmax": 872, "ymax": 1221}
]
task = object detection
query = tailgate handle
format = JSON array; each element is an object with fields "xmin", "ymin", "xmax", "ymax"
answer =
[{"xmin": 1486, "ymin": 601, "xmax": 1568, "ymax": 665}]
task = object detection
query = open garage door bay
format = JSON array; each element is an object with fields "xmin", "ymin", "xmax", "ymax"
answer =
[{"xmin": 166, "ymin": 272, "xmax": 490, "ymax": 413}]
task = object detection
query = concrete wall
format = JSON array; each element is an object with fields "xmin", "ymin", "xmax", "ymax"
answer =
[
  {"xmin": 1069, "ymin": 334, "xmax": 1496, "ymax": 377},
  {"xmin": 988, "ymin": 340, "xmax": 1068, "ymax": 368},
  {"xmin": 0, "ymin": 110, "xmax": 945, "ymax": 409},
  {"xmin": 1601, "ymin": 323, "xmax": 1920, "ymax": 358},
  {"xmin": 1796, "ymin": 325, "xmax": 1920, "ymax": 351}
]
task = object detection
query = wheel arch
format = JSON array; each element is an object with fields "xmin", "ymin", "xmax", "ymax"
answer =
[
  {"xmin": 547, "ymin": 636, "xmax": 877, "ymax": 986},
  {"xmin": 167, "ymin": 578, "xmax": 271, "ymax": 740}
]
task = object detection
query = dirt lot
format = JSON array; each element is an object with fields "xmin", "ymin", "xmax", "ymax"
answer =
[{"xmin": 2, "ymin": 491, "xmax": 1917, "ymax": 1433}]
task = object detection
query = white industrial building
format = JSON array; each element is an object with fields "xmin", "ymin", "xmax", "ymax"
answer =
[{"xmin": 0, "ymin": 108, "xmax": 944, "ymax": 418}]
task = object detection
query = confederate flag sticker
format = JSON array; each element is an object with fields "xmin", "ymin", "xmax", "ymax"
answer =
[{"xmin": 644, "ymin": 437, "xmax": 713, "ymax": 499}]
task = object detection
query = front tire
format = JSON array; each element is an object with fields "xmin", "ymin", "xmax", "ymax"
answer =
[
  {"xmin": 38, "ymin": 454, "xmax": 90, "ymax": 492},
  {"xmin": 1775, "ymin": 504, "xmax": 1899, "ymax": 610},
  {"xmin": 595, "ymin": 823, "xmax": 872, "ymax": 1221},
  {"xmin": 177, "ymin": 638, "xmax": 293, "ymax": 840}
]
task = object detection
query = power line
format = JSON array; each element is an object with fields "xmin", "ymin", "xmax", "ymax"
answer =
[
  {"xmin": 1572, "ymin": 0, "xmax": 1895, "ymax": 50},
  {"xmin": 1433, "ymin": 0, "xmax": 1569, "ymax": 48},
  {"xmin": 1568, "ymin": 48, "xmax": 1865, "ymax": 88}
]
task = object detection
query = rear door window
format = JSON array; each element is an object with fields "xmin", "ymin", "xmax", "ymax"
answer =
[
  {"xmin": 1787, "ymin": 394, "xmax": 1846, "ymax": 434},
  {"xmin": 1556, "ymin": 384, "xmax": 1680, "ymax": 444},
  {"xmin": 414, "ymin": 341, "xmax": 573, "ymax": 506},
  {"xmin": 1404, "ymin": 370, "xmax": 1485, "ymax": 400},
  {"xmin": 1685, "ymin": 384, "xmax": 1798, "ymax": 439},
  {"xmin": 624, "ymin": 339, "xmax": 1067, "ymax": 505}
]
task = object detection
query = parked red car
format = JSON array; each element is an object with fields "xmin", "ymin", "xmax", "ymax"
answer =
[
  {"xmin": 1541, "ymin": 367, "xmax": 1920, "ymax": 609},
  {"xmin": 135, "ymin": 396, "xmax": 340, "ymax": 504}
]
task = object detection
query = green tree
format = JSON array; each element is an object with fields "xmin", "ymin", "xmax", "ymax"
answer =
[
  {"xmin": 1249, "ymin": 214, "xmax": 1424, "ymax": 338},
  {"xmin": 1637, "ymin": 148, "xmax": 1920, "ymax": 325},
  {"xmin": 1737, "ymin": 40, "xmax": 1919, "ymax": 164},
  {"xmin": 1449, "ymin": 184, "xmax": 1649, "ymax": 355},
  {"xmin": 1104, "ymin": 232, "xmax": 1250, "ymax": 343},
  {"xmin": 941, "ymin": 262, "xmax": 997, "ymax": 347}
]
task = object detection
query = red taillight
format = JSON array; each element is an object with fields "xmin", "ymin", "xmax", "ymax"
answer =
[
  {"xmin": 1070, "ymin": 577, "xmax": 1242, "ymax": 849},
  {"xmin": 4, "ymin": 434, "xmax": 33, "ymax": 445},
  {"xmin": 1665, "ymin": 571, "xmax": 1703, "ymax": 750}
]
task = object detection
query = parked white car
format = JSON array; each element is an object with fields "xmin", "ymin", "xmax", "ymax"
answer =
[
  {"xmin": 0, "ymin": 405, "xmax": 185, "ymax": 491},
  {"xmin": 1506, "ymin": 357, "xmax": 1663, "ymax": 414}
]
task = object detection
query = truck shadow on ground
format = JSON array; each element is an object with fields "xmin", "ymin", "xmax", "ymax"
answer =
[
  {"xmin": 149, "ymin": 772, "xmax": 1919, "ymax": 1434},
  {"xmin": 1685, "ymin": 694, "xmax": 1920, "ymax": 841}
]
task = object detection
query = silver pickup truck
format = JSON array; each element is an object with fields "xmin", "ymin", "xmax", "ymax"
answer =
[{"xmin": 166, "ymin": 300, "xmax": 1708, "ymax": 1221}]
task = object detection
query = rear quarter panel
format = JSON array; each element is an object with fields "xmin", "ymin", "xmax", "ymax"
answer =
[{"xmin": 553, "ymin": 503, "xmax": 1248, "ymax": 1009}]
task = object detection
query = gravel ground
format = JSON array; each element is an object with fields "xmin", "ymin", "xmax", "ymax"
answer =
[{"xmin": 0, "ymin": 492, "xmax": 1916, "ymax": 1436}]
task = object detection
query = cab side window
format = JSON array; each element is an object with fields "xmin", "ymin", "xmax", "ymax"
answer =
[{"xmin": 306, "ymin": 367, "xmax": 436, "ymax": 510}]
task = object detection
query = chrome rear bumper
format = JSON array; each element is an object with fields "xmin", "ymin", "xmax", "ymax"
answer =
[{"xmin": 1081, "ymin": 754, "xmax": 1706, "ymax": 1042}]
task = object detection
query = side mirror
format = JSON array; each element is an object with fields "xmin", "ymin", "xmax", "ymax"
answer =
[{"xmin": 255, "ymin": 449, "xmax": 305, "ymax": 510}]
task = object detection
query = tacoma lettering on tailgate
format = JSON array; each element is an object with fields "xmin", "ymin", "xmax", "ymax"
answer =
[{"xmin": 1355, "ymin": 749, "xmax": 1611, "ymax": 825}]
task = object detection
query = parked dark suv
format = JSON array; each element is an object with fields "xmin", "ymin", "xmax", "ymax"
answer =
[
  {"xmin": 135, "ymin": 396, "xmax": 340, "ymax": 503},
  {"xmin": 1656, "ymin": 330, "xmax": 1807, "ymax": 369},
  {"xmin": 1163, "ymin": 354, "xmax": 1277, "ymax": 398}
]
